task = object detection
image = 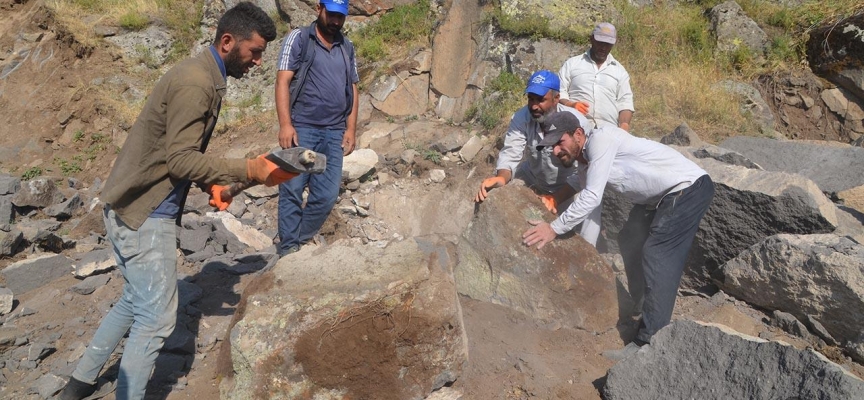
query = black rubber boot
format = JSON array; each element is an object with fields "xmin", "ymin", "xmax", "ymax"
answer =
[{"xmin": 58, "ymin": 377, "xmax": 96, "ymax": 400}]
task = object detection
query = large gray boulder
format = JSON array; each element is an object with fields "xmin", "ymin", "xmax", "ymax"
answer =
[
  {"xmin": 11, "ymin": 177, "xmax": 64, "ymax": 208},
  {"xmin": 0, "ymin": 229, "xmax": 23, "ymax": 257},
  {"xmin": 0, "ymin": 175, "xmax": 20, "ymax": 195},
  {"xmin": 44, "ymin": 192, "xmax": 83, "ymax": 220},
  {"xmin": 220, "ymin": 238, "xmax": 467, "ymax": 400},
  {"xmin": 715, "ymin": 234, "xmax": 864, "ymax": 350},
  {"xmin": 683, "ymin": 156, "xmax": 838, "ymax": 287},
  {"xmin": 600, "ymin": 154, "xmax": 839, "ymax": 288},
  {"xmin": 1, "ymin": 254, "xmax": 72, "ymax": 294},
  {"xmin": 719, "ymin": 136, "xmax": 864, "ymax": 194},
  {"xmin": 457, "ymin": 184, "xmax": 620, "ymax": 331},
  {"xmin": 709, "ymin": 1, "xmax": 768, "ymax": 57},
  {"xmin": 604, "ymin": 320, "xmax": 864, "ymax": 400}
]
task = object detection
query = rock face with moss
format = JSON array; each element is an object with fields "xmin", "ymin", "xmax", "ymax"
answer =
[
  {"xmin": 498, "ymin": 0, "xmax": 616, "ymax": 36},
  {"xmin": 220, "ymin": 238, "xmax": 467, "ymax": 400},
  {"xmin": 456, "ymin": 184, "xmax": 620, "ymax": 331},
  {"xmin": 807, "ymin": 12, "xmax": 864, "ymax": 101}
]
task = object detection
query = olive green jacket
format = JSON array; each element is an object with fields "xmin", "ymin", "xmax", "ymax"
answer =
[{"xmin": 102, "ymin": 50, "xmax": 248, "ymax": 229}]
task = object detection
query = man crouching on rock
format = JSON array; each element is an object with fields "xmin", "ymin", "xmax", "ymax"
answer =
[
  {"xmin": 522, "ymin": 111, "xmax": 714, "ymax": 349},
  {"xmin": 474, "ymin": 70, "xmax": 589, "ymax": 221},
  {"xmin": 58, "ymin": 3, "xmax": 293, "ymax": 399}
]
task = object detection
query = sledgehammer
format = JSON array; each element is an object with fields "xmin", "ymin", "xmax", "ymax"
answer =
[{"xmin": 220, "ymin": 147, "xmax": 327, "ymax": 199}]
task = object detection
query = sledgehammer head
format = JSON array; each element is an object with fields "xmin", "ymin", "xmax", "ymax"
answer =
[{"xmin": 265, "ymin": 147, "xmax": 327, "ymax": 174}]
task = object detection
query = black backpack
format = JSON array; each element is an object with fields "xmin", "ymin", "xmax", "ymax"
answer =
[{"xmin": 289, "ymin": 22, "xmax": 354, "ymax": 119}]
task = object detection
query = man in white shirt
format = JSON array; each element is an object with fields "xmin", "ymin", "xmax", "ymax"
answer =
[
  {"xmin": 474, "ymin": 70, "xmax": 588, "ymax": 213},
  {"xmin": 558, "ymin": 23, "xmax": 634, "ymax": 131},
  {"xmin": 522, "ymin": 111, "xmax": 714, "ymax": 346}
]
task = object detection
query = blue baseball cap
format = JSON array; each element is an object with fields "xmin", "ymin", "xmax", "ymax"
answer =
[
  {"xmin": 320, "ymin": 0, "xmax": 349, "ymax": 15},
  {"xmin": 525, "ymin": 70, "xmax": 560, "ymax": 97}
]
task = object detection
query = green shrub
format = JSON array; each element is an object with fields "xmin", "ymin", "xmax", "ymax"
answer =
[
  {"xmin": 119, "ymin": 11, "xmax": 149, "ymax": 30},
  {"xmin": 353, "ymin": 0, "xmax": 433, "ymax": 63},
  {"xmin": 768, "ymin": 34, "xmax": 797, "ymax": 64},
  {"xmin": 56, "ymin": 158, "xmax": 83, "ymax": 175},
  {"xmin": 467, "ymin": 71, "xmax": 524, "ymax": 131},
  {"xmin": 21, "ymin": 167, "xmax": 42, "ymax": 180}
]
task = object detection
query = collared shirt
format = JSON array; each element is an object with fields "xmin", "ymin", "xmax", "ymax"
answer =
[
  {"xmin": 150, "ymin": 47, "xmax": 227, "ymax": 219},
  {"xmin": 559, "ymin": 51, "xmax": 634, "ymax": 129},
  {"xmin": 551, "ymin": 126, "xmax": 708, "ymax": 243},
  {"xmin": 277, "ymin": 27, "xmax": 359, "ymax": 129},
  {"xmin": 495, "ymin": 104, "xmax": 587, "ymax": 194},
  {"xmin": 103, "ymin": 50, "xmax": 247, "ymax": 229}
]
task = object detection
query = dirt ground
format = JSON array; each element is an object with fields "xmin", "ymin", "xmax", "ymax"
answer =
[
  {"xmin": 2, "ymin": 2, "xmax": 863, "ymax": 400},
  {"xmin": 9, "ymin": 255, "xmax": 864, "ymax": 400}
]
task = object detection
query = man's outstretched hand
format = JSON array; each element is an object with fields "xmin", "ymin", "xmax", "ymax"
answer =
[
  {"xmin": 522, "ymin": 220, "xmax": 557, "ymax": 249},
  {"xmin": 474, "ymin": 176, "xmax": 506, "ymax": 203}
]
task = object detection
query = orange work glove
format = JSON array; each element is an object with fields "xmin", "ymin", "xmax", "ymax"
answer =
[
  {"xmin": 474, "ymin": 176, "xmax": 507, "ymax": 203},
  {"xmin": 208, "ymin": 184, "xmax": 232, "ymax": 211},
  {"xmin": 539, "ymin": 194, "xmax": 557, "ymax": 214},
  {"xmin": 574, "ymin": 101, "xmax": 590, "ymax": 115},
  {"xmin": 246, "ymin": 155, "xmax": 298, "ymax": 187}
]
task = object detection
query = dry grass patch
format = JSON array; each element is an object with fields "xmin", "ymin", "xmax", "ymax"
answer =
[
  {"xmin": 46, "ymin": 0, "xmax": 202, "ymax": 61},
  {"xmin": 633, "ymin": 64, "xmax": 759, "ymax": 141}
]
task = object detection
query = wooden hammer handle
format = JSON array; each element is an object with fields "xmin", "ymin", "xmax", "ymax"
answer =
[{"xmin": 221, "ymin": 181, "xmax": 257, "ymax": 200}]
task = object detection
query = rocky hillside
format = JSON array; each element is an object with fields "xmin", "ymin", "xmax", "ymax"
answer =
[{"xmin": 1, "ymin": 0, "xmax": 864, "ymax": 399}]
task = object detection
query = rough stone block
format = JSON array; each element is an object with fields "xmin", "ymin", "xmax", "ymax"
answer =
[
  {"xmin": 72, "ymin": 248, "xmax": 114, "ymax": 278},
  {"xmin": 456, "ymin": 185, "xmax": 619, "ymax": 330},
  {"xmin": 1, "ymin": 254, "xmax": 72, "ymax": 294},
  {"xmin": 604, "ymin": 320, "xmax": 864, "ymax": 399},
  {"xmin": 221, "ymin": 238, "xmax": 467, "ymax": 400},
  {"xmin": 716, "ymin": 234, "xmax": 864, "ymax": 348}
]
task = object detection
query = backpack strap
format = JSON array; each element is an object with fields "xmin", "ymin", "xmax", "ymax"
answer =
[
  {"xmin": 289, "ymin": 22, "xmax": 318, "ymax": 112},
  {"xmin": 339, "ymin": 40, "xmax": 355, "ymax": 119}
]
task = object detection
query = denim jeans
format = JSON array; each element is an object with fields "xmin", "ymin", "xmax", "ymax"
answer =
[
  {"xmin": 278, "ymin": 127, "xmax": 344, "ymax": 253},
  {"xmin": 618, "ymin": 175, "xmax": 714, "ymax": 343},
  {"xmin": 72, "ymin": 208, "xmax": 178, "ymax": 399}
]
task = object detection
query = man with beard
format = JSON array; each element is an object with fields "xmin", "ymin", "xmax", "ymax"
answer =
[
  {"xmin": 474, "ymin": 70, "xmax": 595, "ymax": 239},
  {"xmin": 58, "ymin": 3, "xmax": 285, "ymax": 399},
  {"xmin": 558, "ymin": 23, "xmax": 634, "ymax": 131},
  {"xmin": 274, "ymin": 0, "xmax": 359, "ymax": 257},
  {"xmin": 523, "ymin": 111, "xmax": 714, "ymax": 350}
]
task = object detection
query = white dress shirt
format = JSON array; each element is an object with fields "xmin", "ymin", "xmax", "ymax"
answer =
[
  {"xmin": 551, "ymin": 126, "xmax": 708, "ymax": 245},
  {"xmin": 559, "ymin": 51, "xmax": 634, "ymax": 129}
]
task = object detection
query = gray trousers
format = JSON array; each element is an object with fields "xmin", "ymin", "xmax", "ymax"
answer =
[{"xmin": 618, "ymin": 175, "xmax": 714, "ymax": 343}]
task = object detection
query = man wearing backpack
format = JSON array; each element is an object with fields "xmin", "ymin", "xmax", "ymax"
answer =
[{"xmin": 275, "ymin": 0, "xmax": 359, "ymax": 257}]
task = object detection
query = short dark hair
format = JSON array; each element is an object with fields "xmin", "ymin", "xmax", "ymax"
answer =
[{"xmin": 214, "ymin": 2, "xmax": 277, "ymax": 45}]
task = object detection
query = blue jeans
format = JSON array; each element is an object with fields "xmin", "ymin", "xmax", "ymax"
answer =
[
  {"xmin": 618, "ymin": 175, "xmax": 714, "ymax": 343},
  {"xmin": 278, "ymin": 127, "xmax": 344, "ymax": 253},
  {"xmin": 72, "ymin": 208, "xmax": 178, "ymax": 399}
]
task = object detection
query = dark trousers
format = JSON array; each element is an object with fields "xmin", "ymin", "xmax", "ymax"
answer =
[{"xmin": 618, "ymin": 175, "xmax": 714, "ymax": 343}]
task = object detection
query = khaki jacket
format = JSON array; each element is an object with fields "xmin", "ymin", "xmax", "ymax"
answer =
[{"xmin": 103, "ymin": 50, "xmax": 248, "ymax": 229}]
